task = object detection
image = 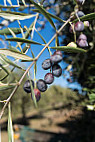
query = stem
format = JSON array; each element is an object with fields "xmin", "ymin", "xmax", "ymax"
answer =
[
  {"xmin": 0, "ymin": 16, "xmax": 73, "ymax": 119},
  {"xmin": 31, "ymin": 13, "xmax": 39, "ymax": 40}
]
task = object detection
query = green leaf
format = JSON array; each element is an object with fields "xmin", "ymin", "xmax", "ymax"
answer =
[
  {"xmin": 28, "ymin": 74, "xmax": 37, "ymax": 108},
  {"xmin": 89, "ymin": 94, "xmax": 95, "ymax": 102},
  {"xmin": 50, "ymin": 46, "xmax": 87, "ymax": 53},
  {"xmin": 36, "ymin": 29, "xmax": 46, "ymax": 44},
  {"xmin": 0, "ymin": 11, "xmax": 36, "ymax": 20},
  {"xmin": 8, "ymin": 45, "xmax": 20, "ymax": 52},
  {"xmin": 30, "ymin": 0, "xmax": 56, "ymax": 30},
  {"xmin": 8, "ymin": 103, "xmax": 14, "ymax": 142},
  {"xmin": 73, "ymin": 12, "xmax": 95, "ymax": 23},
  {"xmin": 0, "ymin": 82, "xmax": 15, "ymax": 91},
  {"xmin": 8, "ymin": 28, "xmax": 22, "ymax": 51},
  {"xmin": 0, "ymin": 54, "xmax": 25, "ymax": 70},
  {"xmin": 0, "ymin": 28, "xmax": 26, "ymax": 35},
  {"xmin": 24, "ymin": 23, "xmax": 34, "ymax": 39},
  {"xmin": 32, "ymin": 9, "xmax": 65, "ymax": 23},
  {"xmin": 6, "ymin": 37, "xmax": 42, "ymax": 45},
  {"xmin": 0, "ymin": 64, "xmax": 9, "ymax": 75},
  {"xmin": 0, "ymin": 49, "xmax": 33, "ymax": 61},
  {"xmin": 47, "ymin": 12, "xmax": 65, "ymax": 23}
]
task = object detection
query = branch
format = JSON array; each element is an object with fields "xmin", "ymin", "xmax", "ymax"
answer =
[{"xmin": 0, "ymin": 15, "xmax": 73, "ymax": 119}]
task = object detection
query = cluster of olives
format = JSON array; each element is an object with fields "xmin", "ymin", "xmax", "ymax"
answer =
[
  {"xmin": 23, "ymin": 50, "xmax": 63, "ymax": 102},
  {"xmin": 69, "ymin": 1, "xmax": 89, "ymax": 48}
]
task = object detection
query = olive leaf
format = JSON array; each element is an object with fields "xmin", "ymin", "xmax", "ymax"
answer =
[
  {"xmin": 8, "ymin": 103, "xmax": 14, "ymax": 142},
  {"xmin": 0, "ymin": 11, "xmax": 36, "ymax": 21},
  {"xmin": 50, "ymin": 46, "xmax": 87, "ymax": 53},
  {"xmin": 30, "ymin": 0, "xmax": 56, "ymax": 30},
  {"xmin": 73, "ymin": 12, "xmax": 95, "ymax": 23},
  {"xmin": 0, "ymin": 54, "xmax": 25, "ymax": 70},
  {"xmin": 0, "ymin": 49, "xmax": 33, "ymax": 61},
  {"xmin": 0, "ymin": 28, "xmax": 26, "ymax": 35},
  {"xmin": 6, "ymin": 37, "xmax": 42, "ymax": 45}
]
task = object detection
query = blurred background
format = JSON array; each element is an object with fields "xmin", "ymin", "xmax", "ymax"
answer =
[{"xmin": 0, "ymin": 0, "xmax": 95, "ymax": 141}]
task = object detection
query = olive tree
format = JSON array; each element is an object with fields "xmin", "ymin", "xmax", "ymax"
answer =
[{"xmin": 0, "ymin": 0, "xmax": 94, "ymax": 141}]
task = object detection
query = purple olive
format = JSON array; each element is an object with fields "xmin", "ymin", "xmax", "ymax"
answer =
[
  {"xmin": 42, "ymin": 59, "xmax": 52, "ymax": 70},
  {"xmin": 77, "ymin": 11, "xmax": 85, "ymax": 17},
  {"xmin": 75, "ymin": 21, "xmax": 84, "ymax": 32},
  {"xmin": 31, "ymin": 89, "xmax": 41, "ymax": 102},
  {"xmin": 77, "ymin": 39, "xmax": 88, "ymax": 47},
  {"xmin": 23, "ymin": 80, "xmax": 34, "ymax": 93},
  {"xmin": 44, "ymin": 73, "xmax": 54, "ymax": 84},
  {"xmin": 78, "ymin": 34, "xmax": 87, "ymax": 40},
  {"xmin": 52, "ymin": 64, "xmax": 62, "ymax": 77},
  {"xmin": 36, "ymin": 79, "xmax": 47, "ymax": 92},
  {"xmin": 50, "ymin": 54, "xmax": 63, "ymax": 64},
  {"xmin": 53, "ymin": 50, "xmax": 62, "ymax": 56}
]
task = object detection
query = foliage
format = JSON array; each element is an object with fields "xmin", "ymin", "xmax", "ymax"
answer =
[
  {"xmin": 50, "ymin": 0, "xmax": 95, "ymax": 105},
  {"xmin": 0, "ymin": 0, "xmax": 94, "ymax": 141}
]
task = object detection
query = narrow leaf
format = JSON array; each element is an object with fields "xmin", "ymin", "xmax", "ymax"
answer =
[
  {"xmin": 8, "ymin": 103, "xmax": 14, "ymax": 142},
  {"xmin": 0, "ymin": 82, "xmax": 15, "ymax": 91},
  {"xmin": 0, "ymin": 11, "xmax": 36, "ymax": 21},
  {"xmin": 0, "ymin": 54, "xmax": 25, "ymax": 70},
  {"xmin": 32, "ymin": 9, "xmax": 65, "ymax": 23},
  {"xmin": 30, "ymin": 0, "xmax": 56, "ymax": 29},
  {"xmin": 50, "ymin": 46, "xmax": 87, "ymax": 53},
  {"xmin": 0, "ymin": 64, "xmax": 9, "ymax": 74},
  {"xmin": 35, "ymin": 29, "xmax": 46, "ymax": 44},
  {"xmin": 22, "ymin": 0, "xmax": 26, "ymax": 6},
  {"xmin": 28, "ymin": 74, "xmax": 37, "ymax": 108},
  {"xmin": 6, "ymin": 37, "xmax": 42, "ymax": 45},
  {"xmin": 0, "ymin": 28, "xmax": 26, "ymax": 35},
  {"xmin": 0, "ymin": 49, "xmax": 33, "ymax": 61},
  {"xmin": 7, "ymin": 0, "xmax": 12, "ymax": 6},
  {"xmin": 8, "ymin": 28, "xmax": 22, "ymax": 51},
  {"xmin": 73, "ymin": 13, "xmax": 95, "ymax": 23}
]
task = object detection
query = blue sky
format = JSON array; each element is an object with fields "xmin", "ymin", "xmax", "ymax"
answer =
[{"xmin": 0, "ymin": 0, "xmax": 82, "ymax": 91}]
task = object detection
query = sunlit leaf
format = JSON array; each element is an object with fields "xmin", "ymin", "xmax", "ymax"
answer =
[
  {"xmin": 8, "ymin": 103, "xmax": 14, "ymax": 142},
  {"xmin": 8, "ymin": 45, "xmax": 20, "ymax": 52},
  {"xmin": 0, "ymin": 82, "xmax": 15, "ymax": 91},
  {"xmin": 22, "ymin": 0, "xmax": 26, "ymax": 6},
  {"xmin": 7, "ymin": 0, "xmax": 12, "ymax": 5},
  {"xmin": 0, "ymin": 11, "xmax": 36, "ymax": 21},
  {"xmin": 50, "ymin": 46, "xmax": 87, "ymax": 53},
  {"xmin": 0, "ymin": 49, "xmax": 33, "ymax": 61},
  {"xmin": 30, "ymin": 0, "xmax": 56, "ymax": 29},
  {"xmin": 0, "ymin": 54, "xmax": 25, "ymax": 70}
]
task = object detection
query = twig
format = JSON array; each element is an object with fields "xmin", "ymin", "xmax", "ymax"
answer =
[
  {"xmin": 0, "ymin": 15, "xmax": 73, "ymax": 119},
  {"xmin": 31, "ymin": 13, "xmax": 39, "ymax": 40}
]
